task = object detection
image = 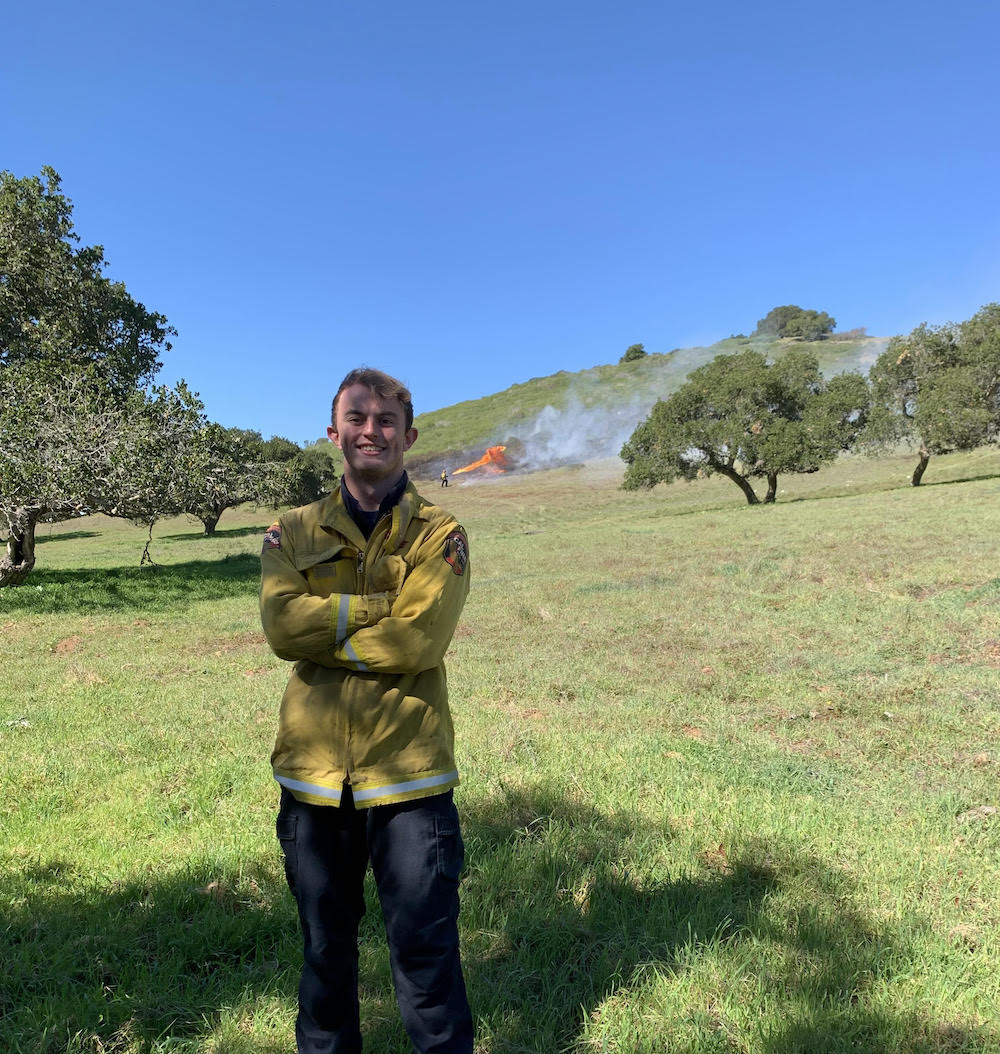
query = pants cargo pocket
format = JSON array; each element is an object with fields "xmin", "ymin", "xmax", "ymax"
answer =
[
  {"xmin": 434, "ymin": 814, "xmax": 465, "ymax": 883},
  {"xmin": 276, "ymin": 796, "xmax": 299, "ymax": 895}
]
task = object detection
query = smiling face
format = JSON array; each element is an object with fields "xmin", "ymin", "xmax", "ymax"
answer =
[{"xmin": 328, "ymin": 382, "xmax": 418, "ymax": 494}]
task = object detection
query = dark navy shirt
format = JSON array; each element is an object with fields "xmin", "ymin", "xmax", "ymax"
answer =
[{"xmin": 341, "ymin": 472, "xmax": 409, "ymax": 540}]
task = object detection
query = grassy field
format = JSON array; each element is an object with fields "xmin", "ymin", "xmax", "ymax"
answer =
[{"xmin": 2, "ymin": 447, "xmax": 999, "ymax": 1053}]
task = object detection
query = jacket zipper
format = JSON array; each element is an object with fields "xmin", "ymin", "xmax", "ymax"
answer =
[
  {"xmin": 356, "ymin": 511, "xmax": 392, "ymax": 592},
  {"xmin": 357, "ymin": 503, "xmax": 405, "ymax": 593}
]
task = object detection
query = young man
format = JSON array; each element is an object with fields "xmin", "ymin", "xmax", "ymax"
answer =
[{"xmin": 260, "ymin": 367, "xmax": 473, "ymax": 1054}]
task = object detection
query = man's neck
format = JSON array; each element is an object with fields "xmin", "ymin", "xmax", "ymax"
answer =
[{"xmin": 342, "ymin": 469, "xmax": 406, "ymax": 512}]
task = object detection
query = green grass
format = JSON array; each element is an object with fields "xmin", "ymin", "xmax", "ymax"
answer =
[{"xmin": 3, "ymin": 447, "xmax": 999, "ymax": 1053}]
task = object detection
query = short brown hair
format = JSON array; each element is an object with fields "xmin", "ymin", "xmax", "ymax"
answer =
[{"xmin": 331, "ymin": 367, "xmax": 414, "ymax": 431}]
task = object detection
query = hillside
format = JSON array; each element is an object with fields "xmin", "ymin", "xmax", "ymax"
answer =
[{"xmin": 408, "ymin": 334, "xmax": 888, "ymax": 475}]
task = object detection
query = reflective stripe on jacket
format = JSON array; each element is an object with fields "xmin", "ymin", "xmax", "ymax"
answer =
[{"xmin": 260, "ymin": 482, "xmax": 470, "ymax": 808}]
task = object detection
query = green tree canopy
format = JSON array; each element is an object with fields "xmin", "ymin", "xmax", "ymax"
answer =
[
  {"xmin": 0, "ymin": 366, "xmax": 206, "ymax": 583},
  {"xmin": 261, "ymin": 435, "xmax": 302, "ymax": 462},
  {"xmin": 178, "ymin": 425, "xmax": 270, "ymax": 536},
  {"xmin": 274, "ymin": 444, "xmax": 339, "ymax": 508},
  {"xmin": 620, "ymin": 343, "xmax": 648, "ymax": 363},
  {"xmin": 754, "ymin": 305, "xmax": 836, "ymax": 341},
  {"xmin": 865, "ymin": 304, "xmax": 1000, "ymax": 484},
  {"xmin": 1, "ymin": 167, "xmax": 188, "ymax": 584},
  {"xmin": 178, "ymin": 430, "xmax": 339, "ymax": 535},
  {"xmin": 259, "ymin": 434, "xmax": 339, "ymax": 506},
  {"xmin": 620, "ymin": 348, "xmax": 869, "ymax": 504},
  {"xmin": 0, "ymin": 167, "xmax": 174, "ymax": 389}
]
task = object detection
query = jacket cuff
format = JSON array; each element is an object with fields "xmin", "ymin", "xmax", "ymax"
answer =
[{"xmin": 365, "ymin": 593, "xmax": 392, "ymax": 625}]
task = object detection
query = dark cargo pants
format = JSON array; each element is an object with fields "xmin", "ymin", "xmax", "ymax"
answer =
[{"xmin": 276, "ymin": 786, "xmax": 473, "ymax": 1054}]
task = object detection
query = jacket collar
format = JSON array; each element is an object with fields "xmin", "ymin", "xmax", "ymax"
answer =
[
  {"xmin": 316, "ymin": 478, "xmax": 431, "ymax": 548},
  {"xmin": 340, "ymin": 472, "xmax": 408, "ymax": 536}
]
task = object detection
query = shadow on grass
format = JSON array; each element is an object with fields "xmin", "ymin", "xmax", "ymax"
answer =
[
  {"xmin": 0, "ymin": 554, "xmax": 260, "ymax": 615},
  {"xmin": 2, "ymin": 854, "xmax": 299, "ymax": 1054},
  {"xmin": 642, "ymin": 469, "xmax": 1000, "ymax": 518},
  {"xmin": 456, "ymin": 782, "xmax": 989, "ymax": 1054},
  {"xmin": 3, "ymin": 782, "xmax": 993, "ymax": 1053},
  {"xmin": 160, "ymin": 525, "xmax": 271, "ymax": 541},
  {"xmin": 34, "ymin": 530, "xmax": 101, "ymax": 545},
  {"xmin": 921, "ymin": 471, "xmax": 1000, "ymax": 487}
]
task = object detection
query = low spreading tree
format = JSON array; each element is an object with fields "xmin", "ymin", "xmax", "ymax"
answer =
[
  {"xmin": 1, "ymin": 166, "xmax": 343, "ymax": 580},
  {"xmin": 620, "ymin": 348, "xmax": 869, "ymax": 504},
  {"xmin": 259, "ymin": 436, "xmax": 338, "ymax": 507},
  {"xmin": 0, "ymin": 367, "xmax": 205, "ymax": 583},
  {"xmin": 754, "ymin": 305, "xmax": 835, "ymax": 341},
  {"xmin": 180, "ymin": 425, "xmax": 271, "ymax": 535},
  {"xmin": 0, "ymin": 166, "xmax": 194, "ymax": 584},
  {"xmin": 179, "ymin": 430, "xmax": 339, "ymax": 535},
  {"xmin": 865, "ymin": 304, "xmax": 1000, "ymax": 484},
  {"xmin": 274, "ymin": 444, "xmax": 339, "ymax": 507}
]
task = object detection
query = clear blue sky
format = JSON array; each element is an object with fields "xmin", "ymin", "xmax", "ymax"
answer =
[{"xmin": 4, "ymin": 1, "xmax": 999, "ymax": 445}]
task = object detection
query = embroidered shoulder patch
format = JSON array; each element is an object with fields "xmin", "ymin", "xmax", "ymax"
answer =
[
  {"xmin": 262, "ymin": 523, "xmax": 282, "ymax": 551},
  {"xmin": 442, "ymin": 529, "xmax": 468, "ymax": 576}
]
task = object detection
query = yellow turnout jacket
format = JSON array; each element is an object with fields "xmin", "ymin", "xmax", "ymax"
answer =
[{"xmin": 260, "ymin": 482, "xmax": 470, "ymax": 807}]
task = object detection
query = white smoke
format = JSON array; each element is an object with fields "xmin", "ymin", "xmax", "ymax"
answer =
[
  {"xmin": 502, "ymin": 348, "xmax": 711, "ymax": 471},
  {"xmin": 506, "ymin": 395, "xmax": 645, "ymax": 470}
]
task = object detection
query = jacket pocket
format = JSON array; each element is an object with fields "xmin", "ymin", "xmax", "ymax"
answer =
[
  {"xmin": 291, "ymin": 543, "xmax": 358, "ymax": 572},
  {"xmin": 367, "ymin": 554, "xmax": 407, "ymax": 596},
  {"xmin": 306, "ymin": 557, "xmax": 358, "ymax": 598},
  {"xmin": 295, "ymin": 544, "xmax": 358, "ymax": 597}
]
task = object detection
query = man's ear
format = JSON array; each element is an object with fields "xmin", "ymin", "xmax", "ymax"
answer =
[
  {"xmin": 327, "ymin": 424, "xmax": 341, "ymax": 449},
  {"xmin": 403, "ymin": 427, "xmax": 418, "ymax": 451}
]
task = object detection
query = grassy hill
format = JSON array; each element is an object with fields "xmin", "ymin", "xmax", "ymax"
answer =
[{"xmin": 408, "ymin": 334, "xmax": 888, "ymax": 474}]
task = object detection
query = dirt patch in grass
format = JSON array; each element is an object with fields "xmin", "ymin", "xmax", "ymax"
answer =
[
  {"xmin": 63, "ymin": 666, "xmax": 106, "ymax": 686},
  {"xmin": 199, "ymin": 631, "xmax": 268, "ymax": 655},
  {"xmin": 494, "ymin": 698, "xmax": 546, "ymax": 719},
  {"xmin": 243, "ymin": 666, "xmax": 274, "ymax": 678}
]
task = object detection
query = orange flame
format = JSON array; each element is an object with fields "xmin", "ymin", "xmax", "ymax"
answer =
[{"xmin": 452, "ymin": 445, "xmax": 507, "ymax": 475}]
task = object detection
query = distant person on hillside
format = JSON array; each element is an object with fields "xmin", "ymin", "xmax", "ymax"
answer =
[
  {"xmin": 441, "ymin": 469, "xmax": 449, "ymax": 487},
  {"xmin": 260, "ymin": 367, "xmax": 473, "ymax": 1054}
]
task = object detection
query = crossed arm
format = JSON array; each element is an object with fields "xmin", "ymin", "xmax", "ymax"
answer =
[{"xmin": 260, "ymin": 519, "xmax": 470, "ymax": 675}]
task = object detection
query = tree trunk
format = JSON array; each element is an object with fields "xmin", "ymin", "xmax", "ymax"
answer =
[
  {"xmin": 139, "ymin": 520, "xmax": 158, "ymax": 565},
  {"xmin": 715, "ymin": 464, "xmax": 760, "ymax": 505},
  {"xmin": 763, "ymin": 472, "xmax": 778, "ymax": 503},
  {"xmin": 911, "ymin": 443, "xmax": 930, "ymax": 486},
  {"xmin": 200, "ymin": 512, "xmax": 221, "ymax": 536},
  {"xmin": 0, "ymin": 511, "xmax": 39, "ymax": 587},
  {"xmin": 200, "ymin": 502, "xmax": 228, "ymax": 536}
]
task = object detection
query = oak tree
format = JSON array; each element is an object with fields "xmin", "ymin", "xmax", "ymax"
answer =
[
  {"xmin": 1, "ymin": 167, "xmax": 186, "ymax": 583},
  {"xmin": 620, "ymin": 349, "xmax": 869, "ymax": 504},
  {"xmin": 754, "ymin": 305, "xmax": 835, "ymax": 341},
  {"xmin": 865, "ymin": 305, "xmax": 1000, "ymax": 485}
]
